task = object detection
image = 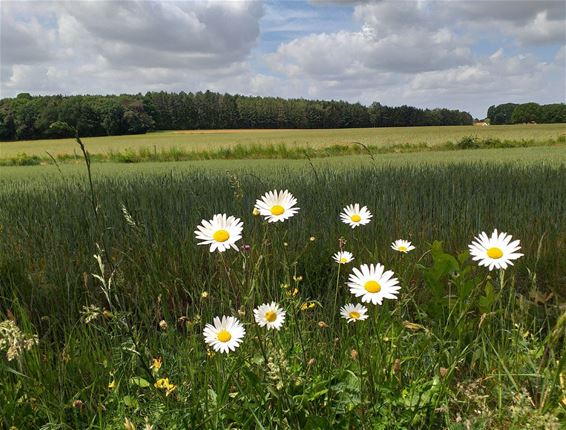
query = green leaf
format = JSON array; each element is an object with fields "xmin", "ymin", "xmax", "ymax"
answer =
[
  {"xmin": 122, "ymin": 395, "xmax": 139, "ymax": 408},
  {"xmin": 129, "ymin": 377, "xmax": 150, "ymax": 388},
  {"xmin": 479, "ymin": 281, "xmax": 497, "ymax": 314}
]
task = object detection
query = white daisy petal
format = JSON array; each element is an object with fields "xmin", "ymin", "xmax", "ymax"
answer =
[
  {"xmin": 391, "ymin": 239, "xmax": 416, "ymax": 253},
  {"xmin": 254, "ymin": 190, "xmax": 300, "ymax": 223},
  {"xmin": 468, "ymin": 229, "xmax": 523, "ymax": 271},
  {"xmin": 333, "ymin": 251, "xmax": 354, "ymax": 264},
  {"xmin": 340, "ymin": 204, "xmax": 372, "ymax": 228},
  {"xmin": 340, "ymin": 303, "xmax": 369, "ymax": 323},
  {"xmin": 347, "ymin": 263, "xmax": 400, "ymax": 305},
  {"xmin": 253, "ymin": 302, "xmax": 286, "ymax": 330},
  {"xmin": 195, "ymin": 214, "xmax": 243, "ymax": 253},
  {"xmin": 203, "ymin": 316, "xmax": 245, "ymax": 354}
]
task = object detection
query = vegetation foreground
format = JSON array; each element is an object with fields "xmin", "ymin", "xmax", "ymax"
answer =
[{"xmin": 1, "ymin": 158, "xmax": 565, "ymax": 429}]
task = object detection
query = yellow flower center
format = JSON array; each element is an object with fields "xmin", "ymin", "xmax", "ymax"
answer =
[
  {"xmin": 364, "ymin": 280, "xmax": 381, "ymax": 293},
  {"xmin": 217, "ymin": 330, "xmax": 232, "ymax": 342},
  {"xmin": 271, "ymin": 205, "xmax": 285, "ymax": 215},
  {"xmin": 487, "ymin": 247, "xmax": 503, "ymax": 259},
  {"xmin": 265, "ymin": 311, "xmax": 277, "ymax": 322},
  {"xmin": 213, "ymin": 229, "xmax": 230, "ymax": 242},
  {"xmin": 399, "ymin": 246, "xmax": 407, "ymax": 252},
  {"xmin": 340, "ymin": 257, "xmax": 347, "ymax": 263},
  {"xmin": 349, "ymin": 311, "xmax": 360, "ymax": 319},
  {"xmin": 351, "ymin": 214, "xmax": 361, "ymax": 222}
]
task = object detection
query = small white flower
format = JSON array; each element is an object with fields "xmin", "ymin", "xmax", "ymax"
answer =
[
  {"xmin": 254, "ymin": 190, "xmax": 299, "ymax": 223},
  {"xmin": 340, "ymin": 303, "xmax": 368, "ymax": 323},
  {"xmin": 203, "ymin": 316, "xmax": 245, "ymax": 354},
  {"xmin": 391, "ymin": 240, "xmax": 415, "ymax": 253},
  {"xmin": 348, "ymin": 263, "xmax": 400, "ymax": 305},
  {"xmin": 194, "ymin": 214, "xmax": 243, "ymax": 253},
  {"xmin": 469, "ymin": 229, "xmax": 523, "ymax": 271},
  {"xmin": 253, "ymin": 302, "xmax": 286, "ymax": 330},
  {"xmin": 340, "ymin": 204, "xmax": 372, "ymax": 228},
  {"xmin": 333, "ymin": 251, "xmax": 354, "ymax": 264}
]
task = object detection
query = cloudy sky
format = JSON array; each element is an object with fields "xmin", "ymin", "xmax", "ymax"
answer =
[{"xmin": 1, "ymin": 0, "xmax": 565, "ymax": 118}]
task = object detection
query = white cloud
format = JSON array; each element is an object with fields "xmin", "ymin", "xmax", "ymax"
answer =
[
  {"xmin": 264, "ymin": 0, "xmax": 564, "ymax": 116},
  {"xmin": 0, "ymin": 0, "xmax": 564, "ymax": 118},
  {"xmin": 1, "ymin": 0, "xmax": 264, "ymax": 96}
]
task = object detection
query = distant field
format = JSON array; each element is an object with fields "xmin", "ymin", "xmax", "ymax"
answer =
[{"xmin": 0, "ymin": 124, "xmax": 564, "ymax": 160}]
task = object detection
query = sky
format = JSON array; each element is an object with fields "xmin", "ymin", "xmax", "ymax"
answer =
[{"xmin": 1, "ymin": 0, "xmax": 565, "ymax": 118}]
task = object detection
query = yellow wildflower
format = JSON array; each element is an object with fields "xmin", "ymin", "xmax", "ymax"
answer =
[
  {"xmin": 154, "ymin": 378, "xmax": 176, "ymax": 396},
  {"xmin": 150, "ymin": 357, "xmax": 162, "ymax": 373}
]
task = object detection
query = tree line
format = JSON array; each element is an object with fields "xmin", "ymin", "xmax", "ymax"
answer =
[
  {"xmin": 0, "ymin": 91, "xmax": 476, "ymax": 141},
  {"xmin": 487, "ymin": 102, "xmax": 566, "ymax": 125}
]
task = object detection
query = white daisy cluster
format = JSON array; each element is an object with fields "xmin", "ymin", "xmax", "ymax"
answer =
[{"xmin": 197, "ymin": 191, "xmax": 524, "ymax": 353}]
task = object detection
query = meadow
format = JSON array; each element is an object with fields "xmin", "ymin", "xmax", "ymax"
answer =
[
  {"xmin": 0, "ymin": 123, "xmax": 564, "ymax": 165},
  {"xmin": 0, "ymin": 132, "xmax": 565, "ymax": 428}
]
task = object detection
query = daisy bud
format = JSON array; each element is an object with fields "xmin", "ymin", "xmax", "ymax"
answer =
[
  {"xmin": 392, "ymin": 358, "xmax": 401, "ymax": 373},
  {"xmin": 403, "ymin": 321, "xmax": 425, "ymax": 331},
  {"xmin": 159, "ymin": 320, "xmax": 168, "ymax": 331}
]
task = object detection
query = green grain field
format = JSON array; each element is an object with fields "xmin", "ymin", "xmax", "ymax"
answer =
[{"xmin": 0, "ymin": 128, "xmax": 565, "ymax": 429}]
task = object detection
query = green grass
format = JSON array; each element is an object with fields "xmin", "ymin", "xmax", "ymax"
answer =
[
  {"xmin": 2, "ymin": 145, "xmax": 566, "ymax": 183},
  {"xmin": 1, "ymin": 123, "xmax": 564, "ymax": 162},
  {"xmin": 0, "ymin": 154, "xmax": 565, "ymax": 428}
]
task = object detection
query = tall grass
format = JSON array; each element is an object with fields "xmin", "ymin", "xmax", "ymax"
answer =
[{"xmin": 0, "ymin": 162, "xmax": 565, "ymax": 428}]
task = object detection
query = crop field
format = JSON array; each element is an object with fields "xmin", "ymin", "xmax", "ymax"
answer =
[
  {"xmin": 0, "ymin": 123, "xmax": 564, "ymax": 164},
  {"xmin": 1, "ymin": 132, "xmax": 565, "ymax": 428}
]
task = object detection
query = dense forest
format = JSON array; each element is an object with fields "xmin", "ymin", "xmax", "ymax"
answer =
[
  {"xmin": 487, "ymin": 102, "xmax": 566, "ymax": 125},
  {"xmin": 0, "ymin": 91, "xmax": 474, "ymax": 141}
]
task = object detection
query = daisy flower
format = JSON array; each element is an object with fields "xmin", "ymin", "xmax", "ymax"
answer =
[
  {"xmin": 203, "ymin": 316, "xmax": 245, "ymax": 354},
  {"xmin": 348, "ymin": 263, "xmax": 400, "ymax": 305},
  {"xmin": 391, "ymin": 240, "xmax": 415, "ymax": 253},
  {"xmin": 253, "ymin": 302, "xmax": 286, "ymax": 330},
  {"xmin": 194, "ymin": 214, "xmax": 243, "ymax": 252},
  {"xmin": 469, "ymin": 229, "xmax": 523, "ymax": 271},
  {"xmin": 254, "ymin": 190, "xmax": 299, "ymax": 223},
  {"xmin": 333, "ymin": 251, "xmax": 354, "ymax": 264},
  {"xmin": 340, "ymin": 204, "xmax": 372, "ymax": 228},
  {"xmin": 340, "ymin": 303, "xmax": 369, "ymax": 323}
]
